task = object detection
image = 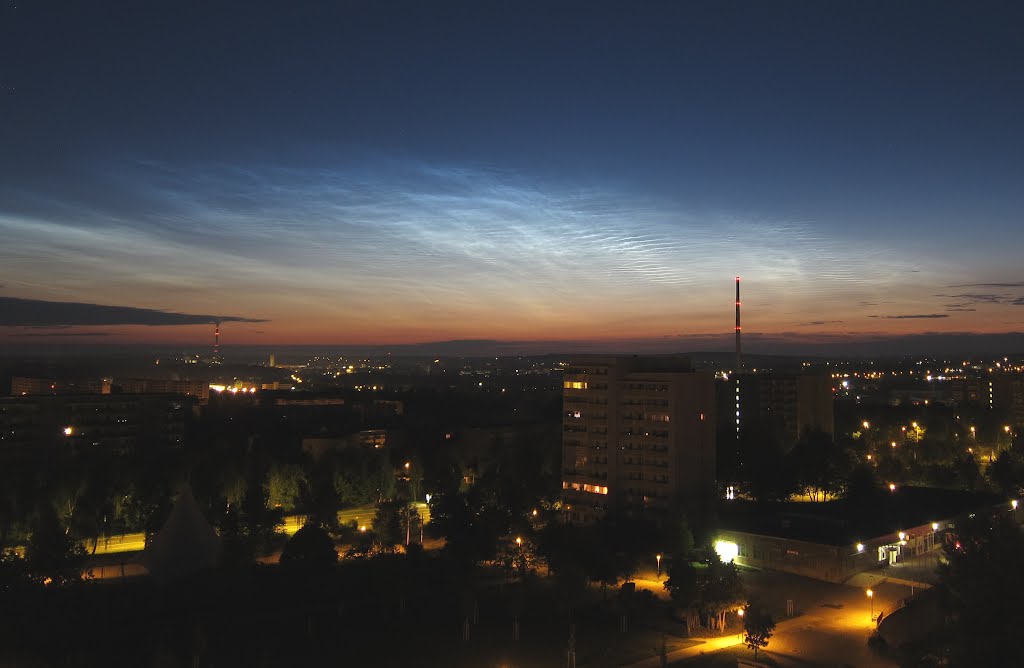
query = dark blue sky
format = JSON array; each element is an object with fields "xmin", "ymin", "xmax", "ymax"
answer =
[{"xmin": 2, "ymin": 1, "xmax": 1023, "ymax": 350}]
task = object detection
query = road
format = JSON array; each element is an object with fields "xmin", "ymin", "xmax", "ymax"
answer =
[
  {"xmin": 624, "ymin": 569, "xmax": 907, "ymax": 667},
  {"xmin": 82, "ymin": 502, "xmax": 430, "ymax": 556}
]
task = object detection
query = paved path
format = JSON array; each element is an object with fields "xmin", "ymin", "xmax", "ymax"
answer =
[
  {"xmin": 622, "ymin": 634, "xmax": 745, "ymax": 668},
  {"xmin": 624, "ymin": 569, "xmax": 906, "ymax": 667}
]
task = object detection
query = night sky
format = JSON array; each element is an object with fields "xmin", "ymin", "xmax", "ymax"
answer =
[{"xmin": 2, "ymin": 1, "xmax": 1023, "ymax": 353}]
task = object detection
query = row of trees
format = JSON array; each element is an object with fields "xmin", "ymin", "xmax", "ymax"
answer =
[{"xmin": 725, "ymin": 422, "xmax": 1024, "ymax": 504}]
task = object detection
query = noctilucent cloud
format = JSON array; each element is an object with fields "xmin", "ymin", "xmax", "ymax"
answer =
[{"xmin": 1, "ymin": 2, "xmax": 1023, "ymax": 352}]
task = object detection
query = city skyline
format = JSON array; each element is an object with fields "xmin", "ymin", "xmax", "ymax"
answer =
[{"xmin": 2, "ymin": 2, "xmax": 1023, "ymax": 353}]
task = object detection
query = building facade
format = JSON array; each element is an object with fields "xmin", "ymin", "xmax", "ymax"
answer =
[
  {"xmin": 0, "ymin": 394, "xmax": 190, "ymax": 454},
  {"xmin": 724, "ymin": 372, "xmax": 835, "ymax": 450},
  {"xmin": 561, "ymin": 355, "xmax": 716, "ymax": 523}
]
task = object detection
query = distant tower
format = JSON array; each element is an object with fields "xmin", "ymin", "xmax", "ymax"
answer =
[
  {"xmin": 269, "ymin": 353, "xmax": 276, "ymax": 368},
  {"xmin": 734, "ymin": 277, "xmax": 742, "ymax": 441},
  {"xmin": 213, "ymin": 320, "xmax": 221, "ymax": 362},
  {"xmin": 734, "ymin": 277, "xmax": 742, "ymax": 373}
]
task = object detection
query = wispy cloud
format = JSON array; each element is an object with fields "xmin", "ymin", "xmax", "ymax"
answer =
[
  {"xmin": 869, "ymin": 314, "xmax": 949, "ymax": 319},
  {"xmin": 936, "ymin": 292, "xmax": 1024, "ymax": 307},
  {"xmin": 0, "ymin": 158, "xmax": 968, "ymax": 340},
  {"xmin": 9, "ymin": 331, "xmax": 113, "ymax": 338},
  {"xmin": 0, "ymin": 297, "xmax": 264, "ymax": 327}
]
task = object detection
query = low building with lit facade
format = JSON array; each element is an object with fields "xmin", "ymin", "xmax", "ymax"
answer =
[
  {"xmin": 561, "ymin": 355, "xmax": 716, "ymax": 524},
  {"xmin": 10, "ymin": 376, "xmax": 111, "ymax": 396},
  {"xmin": 713, "ymin": 487, "xmax": 1009, "ymax": 583},
  {"xmin": 113, "ymin": 378, "xmax": 210, "ymax": 402}
]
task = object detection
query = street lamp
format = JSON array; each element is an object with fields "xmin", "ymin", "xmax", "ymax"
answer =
[
  {"xmin": 656, "ymin": 554, "xmax": 662, "ymax": 577},
  {"xmin": 515, "ymin": 536, "xmax": 522, "ymax": 547},
  {"xmin": 862, "ymin": 421, "xmax": 870, "ymax": 429},
  {"xmin": 866, "ymin": 589, "xmax": 874, "ymax": 621}
]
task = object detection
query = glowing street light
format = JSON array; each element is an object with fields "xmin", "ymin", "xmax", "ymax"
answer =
[
  {"xmin": 1012, "ymin": 500, "xmax": 1019, "ymax": 511},
  {"xmin": 63, "ymin": 426, "xmax": 73, "ymax": 436},
  {"xmin": 862, "ymin": 421, "xmax": 870, "ymax": 429},
  {"xmin": 866, "ymin": 589, "xmax": 874, "ymax": 620},
  {"xmin": 889, "ymin": 483, "xmax": 897, "ymax": 492},
  {"xmin": 856, "ymin": 543, "xmax": 865, "ymax": 553},
  {"xmin": 656, "ymin": 553, "xmax": 662, "ymax": 576},
  {"xmin": 515, "ymin": 536, "xmax": 523, "ymax": 547}
]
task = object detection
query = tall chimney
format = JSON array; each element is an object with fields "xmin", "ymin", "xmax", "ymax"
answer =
[{"xmin": 735, "ymin": 277, "xmax": 742, "ymax": 373}]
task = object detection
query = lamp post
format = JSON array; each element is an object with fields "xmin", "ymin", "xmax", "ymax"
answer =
[
  {"xmin": 866, "ymin": 589, "xmax": 874, "ymax": 621},
  {"xmin": 656, "ymin": 554, "xmax": 662, "ymax": 577}
]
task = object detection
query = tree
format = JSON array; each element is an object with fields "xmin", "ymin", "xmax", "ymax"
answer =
[
  {"xmin": 264, "ymin": 464, "xmax": 306, "ymax": 512},
  {"xmin": 495, "ymin": 535, "xmax": 542, "ymax": 575},
  {"xmin": 844, "ymin": 463, "xmax": 884, "ymax": 508},
  {"xmin": 696, "ymin": 552, "xmax": 745, "ymax": 631},
  {"xmin": 932, "ymin": 511, "xmax": 1024, "ymax": 665},
  {"xmin": 742, "ymin": 604, "xmax": 775, "ymax": 659},
  {"xmin": 791, "ymin": 429, "xmax": 854, "ymax": 501},
  {"xmin": 280, "ymin": 523, "xmax": 338, "ymax": 569},
  {"xmin": 24, "ymin": 508, "xmax": 88, "ymax": 587},
  {"xmin": 372, "ymin": 500, "xmax": 407, "ymax": 546},
  {"xmin": 664, "ymin": 557, "xmax": 700, "ymax": 634},
  {"xmin": 0, "ymin": 549, "xmax": 33, "ymax": 595},
  {"xmin": 741, "ymin": 427, "xmax": 800, "ymax": 502},
  {"xmin": 665, "ymin": 514, "xmax": 695, "ymax": 559}
]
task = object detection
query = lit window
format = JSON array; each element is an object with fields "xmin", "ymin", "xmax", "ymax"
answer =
[
  {"xmin": 714, "ymin": 540, "xmax": 739, "ymax": 563},
  {"xmin": 564, "ymin": 381, "xmax": 587, "ymax": 390}
]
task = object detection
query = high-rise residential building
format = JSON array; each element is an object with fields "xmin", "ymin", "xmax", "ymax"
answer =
[
  {"xmin": 561, "ymin": 355, "xmax": 716, "ymax": 524},
  {"xmin": 949, "ymin": 373, "xmax": 1024, "ymax": 429},
  {"xmin": 720, "ymin": 372, "xmax": 834, "ymax": 452}
]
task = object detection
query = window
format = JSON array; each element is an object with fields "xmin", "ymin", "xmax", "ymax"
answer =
[{"xmin": 564, "ymin": 381, "xmax": 587, "ymax": 390}]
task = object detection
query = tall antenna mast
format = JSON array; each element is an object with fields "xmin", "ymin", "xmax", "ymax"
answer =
[
  {"xmin": 214, "ymin": 320, "xmax": 221, "ymax": 361},
  {"xmin": 735, "ymin": 277, "xmax": 742, "ymax": 373}
]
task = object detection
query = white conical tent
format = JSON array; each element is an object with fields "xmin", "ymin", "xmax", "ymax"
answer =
[{"xmin": 142, "ymin": 486, "xmax": 222, "ymax": 584}]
